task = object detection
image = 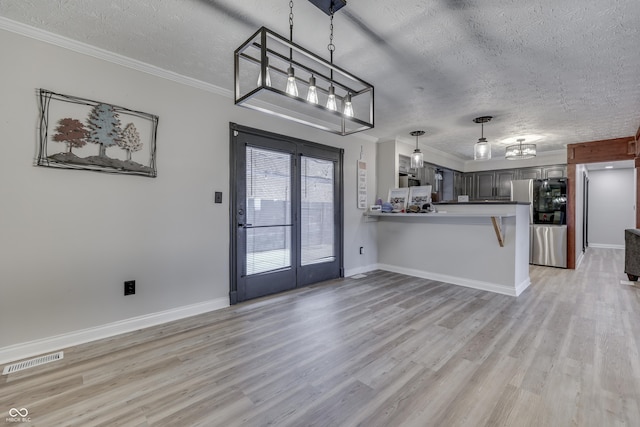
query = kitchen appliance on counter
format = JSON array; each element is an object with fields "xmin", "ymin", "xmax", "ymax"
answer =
[
  {"xmin": 399, "ymin": 173, "xmax": 420, "ymax": 187},
  {"xmin": 511, "ymin": 178, "xmax": 567, "ymax": 268}
]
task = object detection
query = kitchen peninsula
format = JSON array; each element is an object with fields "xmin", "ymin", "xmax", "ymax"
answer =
[{"xmin": 369, "ymin": 201, "xmax": 531, "ymax": 296}]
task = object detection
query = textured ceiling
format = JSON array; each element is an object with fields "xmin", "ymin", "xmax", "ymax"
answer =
[{"xmin": 1, "ymin": 0, "xmax": 639, "ymax": 160}]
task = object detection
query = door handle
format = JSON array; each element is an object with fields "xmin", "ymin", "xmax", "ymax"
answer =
[{"xmin": 238, "ymin": 223, "xmax": 253, "ymax": 228}]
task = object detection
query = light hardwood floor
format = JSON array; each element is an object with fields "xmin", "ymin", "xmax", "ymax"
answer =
[{"xmin": 2, "ymin": 248, "xmax": 640, "ymax": 426}]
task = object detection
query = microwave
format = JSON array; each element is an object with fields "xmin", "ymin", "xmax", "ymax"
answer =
[{"xmin": 399, "ymin": 175, "xmax": 420, "ymax": 187}]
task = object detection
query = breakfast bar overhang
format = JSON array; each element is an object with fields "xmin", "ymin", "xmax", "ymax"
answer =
[{"xmin": 367, "ymin": 202, "xmax": 531, "ymax": 296}]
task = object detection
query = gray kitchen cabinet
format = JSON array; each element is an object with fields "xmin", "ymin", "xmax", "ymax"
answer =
[
  {"xmin": 543, "ymin": 165, "xmax": 567, "ymax": 178},
  {"xmin": 463, "ymin": 174, "xmax": 474, "ymax": 197},
  {"xmin": 475, "ymin": 172, "xmax": 495, "ymax": 199},
  {"xmin": 495, "ymin": 169, "xmax": 517, "ymax": 199},
  {"xmin": 453, "ymin": 172, "xmax": 465, "ymax": 197},
  {"xmin": 517, "ymin": 167, "xmax": 543, "ymax": 180}
]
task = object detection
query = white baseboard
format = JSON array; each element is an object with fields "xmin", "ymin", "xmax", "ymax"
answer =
[
  {"xmin": 575, "ymin": 251, "xmax": 585, "ymax": 269},
  {"xmin": 588, "ymin": 243, "xmax": 625, "ymax": 250},
  {"xmin": 344, "ymin": 264, "xmax": 379, "ymax": 278},
  {"xmin": 0, "ymin": 298, "xmax": 229, "ymax": 365},
  {"xmin": 377, "ymin": 263, "xmax": 529, "ymax": 297}
]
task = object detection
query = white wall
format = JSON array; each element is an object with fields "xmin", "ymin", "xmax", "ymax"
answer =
[
  {"xmin": 0, "ymin": 27, "xmax": 378, "ymax": 355},
  {"xmin": 587, "ymin": 168, "xmax": 635, "ymax": 248}
]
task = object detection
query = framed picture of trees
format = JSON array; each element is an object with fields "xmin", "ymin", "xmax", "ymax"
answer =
[{"xmin": 37, "ymin": 89, "xmax": 159, "ymax": 177}]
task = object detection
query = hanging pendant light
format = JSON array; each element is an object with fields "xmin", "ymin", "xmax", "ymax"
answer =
[
  {"xmin": 306, "ymin": 75, "xmax": 318, "ymax": 104},
  {"xmin": 343, "ymin": 92, "xmax": 354, "ymax": 117},
  {"xmin": 286, "ymin": 67, "xmax": 299, "ymax": 96},
  {"xmin": 284, "ymin": 2, "xmax": 298, "ymax": 97},
  {"xmin": 325, "ymin": 8, "xmax": 338, "ymax": 112},
  {"xmin": 256, "ymin": 57, "xmax": 272, "ymax": 87},
  {"xmin": 473, "ymin": 116, "xmax": 493, "ymax": 160},
  {"xmin": 410, "ymin": 130, "xmax": 425, "ymax": 169},
  {"xmin": 326, "ymin": 85, "xmax": 337, "ymax": 111},
  {"xmin": 234, "ymin": 0, "xmax": 374, "ymax": 135},
  {"xmin": 505, "ymin": 138, "xmax": 537, "ymax": 160}
]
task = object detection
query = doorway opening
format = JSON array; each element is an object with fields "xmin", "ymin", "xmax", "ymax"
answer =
[{"xmin": 229, "ymin": 123, "xmax": 344, "ymax": 304}]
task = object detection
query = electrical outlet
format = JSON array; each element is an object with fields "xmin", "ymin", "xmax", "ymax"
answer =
[
  {"xmin": 124, "ymin": 280, "xmax": 135, "ymax": 296},
  {"xmin": 214, "ymin": 191, "xmax": 223, "ymax": 203}
]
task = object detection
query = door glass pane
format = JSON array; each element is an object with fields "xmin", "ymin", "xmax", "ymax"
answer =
[
  {"xmin": 301, "ymin": 156, "xmax": 335, "ymax": 265},
  {"xmin": 246, "ymin": 146, "xmax": 292, "ymax": 275},
  {"xmin": 246, "ymin": 226, "xmax": 291, "ymax": 275}
]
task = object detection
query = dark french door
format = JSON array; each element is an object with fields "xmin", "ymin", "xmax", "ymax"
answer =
[{"xmin": 229, "ymin": 124, "xmax": 343, "ymax": 303}]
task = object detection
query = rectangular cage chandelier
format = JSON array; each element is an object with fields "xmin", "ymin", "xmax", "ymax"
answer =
[{"xmin": 234, "ymin": 26, "xmax": 374, "ymax": 136}]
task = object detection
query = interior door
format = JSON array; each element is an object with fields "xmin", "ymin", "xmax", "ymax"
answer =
[{"xmin": 230, "ymin": 124, "xmax": 343, "ymax": 304}]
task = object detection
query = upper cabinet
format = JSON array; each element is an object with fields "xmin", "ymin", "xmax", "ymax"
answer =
[
  {"xmin": 465, "ymin": 165, "xmax": 567, "ymax": 200},
  {"xmin": 471, "ymin": 169, "xmax": 517, "ymax": 199},
  {"xmin": 517, "ymin": 167, "xmax": 543, "ymax": 180},
  {"xmin": 392, "ymin": 150, "xmax": 567, "ymax": 202},
  {"xmin": 544, "ymin": 165, "xmax": 567, "ymax": 178},
  {"xmin": 474, "ymin": 171, "xmax": 496, "ymax": 199},
  {"xmin": 495, "ymin": 169, "xmax": 517, "ymax": 199}
]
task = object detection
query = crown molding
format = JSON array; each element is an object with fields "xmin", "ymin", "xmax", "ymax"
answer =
[{"xmin": 0, "ymin": 16, "xmax": 232, "ymax": 98}]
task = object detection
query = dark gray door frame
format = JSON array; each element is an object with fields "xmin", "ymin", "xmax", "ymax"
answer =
[{"xmin": 229, "ymin": 123, "xmax": 344, "ymax": 304}]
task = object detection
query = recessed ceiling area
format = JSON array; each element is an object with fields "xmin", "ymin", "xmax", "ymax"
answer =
[
  {"xmin": 1, "ymin": 0, "xmax": 638, "ymax": 160},
  {"xmin": 585, "ymin": 160, "xmax": 636, "ymax": 171}
]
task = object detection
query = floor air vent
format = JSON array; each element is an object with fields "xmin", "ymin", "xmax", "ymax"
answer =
[{"xmin": 2, "ymin": 351, "xmax": 64, "ymax": 375}]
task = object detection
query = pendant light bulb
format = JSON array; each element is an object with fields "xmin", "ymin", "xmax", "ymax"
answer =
[
  {"xmin": 410, "ymin": 130, "xmax": 425, "ymax": 169},
  {"xmin": 343, "ymin": 92, "xmax": 354, "ymax": 117},
  {"xmin": 306, "ymin": 75, "xmax": 318, "ymax": 104},
  {"xmin": 257, "ymin": 57, "xmax": 272, "ymax": 87},
  {"xmin": 326, "ymin": 85, "xmax": 337, "ymax": 111},
  {"xmin": 286, "ymin": 67, "xmax": 298, "ymax": 97}
]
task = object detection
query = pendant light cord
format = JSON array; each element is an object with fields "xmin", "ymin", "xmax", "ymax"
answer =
[
  {"xmin": 328, "ymin": 7, "xmax": 335, "ymax": 80},
  {"xmin": 289, "ymin": 1, "xmax": 294, "ymax": 63}
]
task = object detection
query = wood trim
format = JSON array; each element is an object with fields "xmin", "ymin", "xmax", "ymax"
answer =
[
  {"xmin": 567, "ymin": 164, "xmax": 576, "ymax": 270},
  {"xmin": 566, "ymin": 134, "xmax": 640, "ymax": 267},
  {"xmin": 566, "ymin": 136, "xmax": 635, "ymax": 164},
  {"xmin": 490, "ymin": 216, "xmax": 505, "ymax": 247},
  {"xmin": 637, "ymin": 158, "xmax": 640, "ymax": 228}
]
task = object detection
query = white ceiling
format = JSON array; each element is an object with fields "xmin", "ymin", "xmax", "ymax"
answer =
[{"xmin": 1, "ymin": 0, "xmax": 639, "ymax": 160}]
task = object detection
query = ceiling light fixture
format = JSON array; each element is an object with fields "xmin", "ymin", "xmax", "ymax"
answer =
[
  {"xmin": 306, "ymin": 75, "xmax": 318, "ymax": 104},
  {"xmin": 473, "ymin": 116, "xmax": 493, "ymax": 161},
  {"xmin": 505, "ymin": 138, "xmax": 537, "ymax": 160},
  {"xmin": 285, "ymin": 2, "xmax": 299, "ymax": 97},
  {"xmin": 410, "ymin": 130, "xmax": 425, "ymax": 169},
  {"xmin": 234, "ymin": 0, "xmax": 374, "ymax": 135}
]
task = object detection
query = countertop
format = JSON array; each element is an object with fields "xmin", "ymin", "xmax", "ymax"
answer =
[{"xmin": 434, "ymin": 201, "xmax": 531, "ymax": 205}]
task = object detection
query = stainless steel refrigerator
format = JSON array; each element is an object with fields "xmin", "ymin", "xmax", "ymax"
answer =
[{"xmin": 511, "ymin": 178, "xmax": 567, "ymax": 268}]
